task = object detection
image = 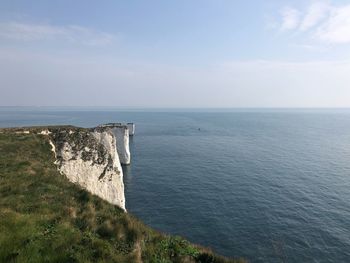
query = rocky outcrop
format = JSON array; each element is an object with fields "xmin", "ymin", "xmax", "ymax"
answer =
[
  {"xmin": 49, "ymin": 126, "xmax": 127, "ymax": 210},
  {"xmin": 127, "ymin": 123, "xmax": 135, "ymax": 136},
  {"xmin": 98, "ymin": 124, "xmax": 131, "ymax": 165}
]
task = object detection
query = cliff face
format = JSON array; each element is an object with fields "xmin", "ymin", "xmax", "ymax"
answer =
[
  {"xmin": 127, "ymin": 123, "xmax": 135, "ymax": 136},
  {"xmin": 0, "ymin": 124, "xmax": 131, "ymax": 211},
  {"xmin": 98, "ymin": 124, "xmax": 131, "ymax": 165},
  {"xmin": 49, "ymin": 127, "xmax": 126, "ymax": 210}
]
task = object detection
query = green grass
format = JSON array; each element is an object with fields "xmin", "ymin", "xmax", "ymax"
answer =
[{"xmin": 0, "ymin": 132, "xmax": 246, "ymax": 263}]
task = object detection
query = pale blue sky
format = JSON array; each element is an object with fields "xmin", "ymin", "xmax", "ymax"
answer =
[{"xmin": 1, "ymin": 0, "xmax": 350, "ymax": 107}]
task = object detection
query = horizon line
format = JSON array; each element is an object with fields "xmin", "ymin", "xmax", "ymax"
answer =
[{"xmin": 1, "ymin": 106, "xmax": 350, "ymax": 110}]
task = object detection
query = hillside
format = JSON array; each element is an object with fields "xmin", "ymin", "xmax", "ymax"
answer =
[{"xmin": 0, "ymin": 131, "xmax": 245, "ymax": 263}]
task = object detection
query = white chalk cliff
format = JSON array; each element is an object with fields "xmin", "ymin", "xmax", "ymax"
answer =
[
  {"xmin": 127, "ymin": 123, "xmax": 135, "ymax": 136},
  {"xmin": 99, "ymin": 124, "xmax": 131, "ymax": 165},
  {"xmin": 46, "ymin": 125, "xmax": 131, "ymax": 211}
]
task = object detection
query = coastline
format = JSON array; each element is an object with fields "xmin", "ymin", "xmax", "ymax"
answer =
[{"xmin": 0, "ymin": 127, "xmax": 244, "ymax": 262}]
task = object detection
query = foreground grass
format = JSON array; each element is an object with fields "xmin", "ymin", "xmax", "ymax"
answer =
[{"xmin": 0, "ymin": 132, "xmax": 245, "ymax": 263}]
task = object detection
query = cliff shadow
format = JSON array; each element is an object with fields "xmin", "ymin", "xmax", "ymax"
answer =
[{"xmin": 122, "ymin": 164, "xmax": 133, "ymax": 185}]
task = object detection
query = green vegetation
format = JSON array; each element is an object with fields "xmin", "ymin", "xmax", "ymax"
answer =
[{"xmin": 0, "ymin": 132, "xmax": 245, "ymax": 263}]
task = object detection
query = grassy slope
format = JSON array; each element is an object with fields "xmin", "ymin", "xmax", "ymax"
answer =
[{"xmin": 0, "ymin": 133, "xmax": 245, "ymax": 263}]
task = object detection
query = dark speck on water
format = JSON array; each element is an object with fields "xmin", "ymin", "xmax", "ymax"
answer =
[{"xmin": 1, "ymin": 107, "xmax": 350, "ymax": 262}]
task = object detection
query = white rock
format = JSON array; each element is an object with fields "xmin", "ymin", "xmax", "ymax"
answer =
[
  {"xmin": 127, "ymin": 123, "xmax": 135, "ymax": 136},
  {"xmin": 109, "ymin": 126, "xmax": 130, "ymax": 165},
  {"xmin": 15, "ymin": 130, "xmax": 30, "ymax": 134},
  {"xmin": 53, "ymin": 129, "xmax": 126, "ymax": 211},
  {"xmin": 49, "ymin": 140, "xmax": 57, "ymax": 159},
  {"xmin": 97, "ymin": 123, "xmax": 131, "ymax": 165},
  {"xmin": 40, "ymin": 129, "xmax": 51, "ymax": 135}
]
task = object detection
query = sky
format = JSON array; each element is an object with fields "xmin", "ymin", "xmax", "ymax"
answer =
[{"xmin": 0, "ymin": 0, "xmax": 350, "ymax": 108}]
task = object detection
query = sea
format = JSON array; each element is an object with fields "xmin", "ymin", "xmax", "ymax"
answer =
[{"xmin": 1, "ymin": 107, "xmax": 350, "ymax": 262}]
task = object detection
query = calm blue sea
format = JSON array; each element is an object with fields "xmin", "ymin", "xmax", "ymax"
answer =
[{"xmin": 1, "ymin": 107, "xmax": 350, "ymax": 262}]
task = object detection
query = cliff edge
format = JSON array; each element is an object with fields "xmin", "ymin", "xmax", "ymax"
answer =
[
  {"xmin": 0, "ymin": 129, "xmax": 244, "ymax": 262},
  {"xmin": 1, "ymin": 125, "xmax": 129, "ymax": 211},
  {"xmin": 51, "ymin": 126, "xmax": 126, "ymax": 210}
]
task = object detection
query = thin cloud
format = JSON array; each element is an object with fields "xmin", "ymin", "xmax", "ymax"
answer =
[
  {"xmin": 277, "ymin": 1, "xmax": 350, "ymax": 45},
  {"xmin": 290, "ymin": 43, "xmax": 329, "ymax": 52},
  {"xmin": 316, "ymin": 5, "xmax": 350, "ymax": 44},
  {"xmin": 0, "ymin": 22, "xmax": 117, "ymax": 46},
  {"xmin": 300, "ymin": 1, "xmax": 330, "ymax": 31},
  {"xmin": 280, "ymin": 7, "xmax": 301, "ymax": 31}
]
